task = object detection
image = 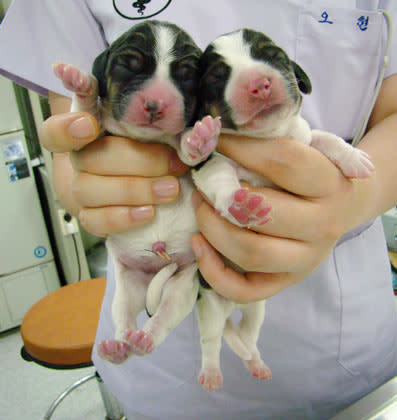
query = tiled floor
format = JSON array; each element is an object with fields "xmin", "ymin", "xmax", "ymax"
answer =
[{"xmin": 0, "ymin": 328, "xmax": 106, "ymax": 420}]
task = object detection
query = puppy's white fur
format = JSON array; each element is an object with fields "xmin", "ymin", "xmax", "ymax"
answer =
[
  {"xmin": 58, "ymin": 23, "xmax": 205, "ymax": 363},
  {"xmin": 192, "ymin": 30, "xmax": 374, "ymax": 390}
]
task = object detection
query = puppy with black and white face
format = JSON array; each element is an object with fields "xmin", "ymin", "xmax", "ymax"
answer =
[
  {"xmin": 54, "ymin": 20, "xmax": 220, "ymax": 165},
  {"xmin": 194, "ymin": 29, "xmax": 374, "ymax": 227},
  {"xmin": 93, "ymin": 20, "xmax": 199, "ymax": 139},
  {"xmin": 192, "ymin": 29, "xmax": 375, "ymax": 391},
  {"xmin": 53, "ymin": 21, "xmax": 220, "ymax": 364},
  {"xmin": 198, "ymin": 29, "xmax": 311, "ymax": 134}
]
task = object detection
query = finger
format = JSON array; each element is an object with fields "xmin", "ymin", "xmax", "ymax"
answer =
[
  {"xmin": 39, "ymin": 112, "xmax": 100, "ymax": 152},
  {"xmin": 218, "ymin": 135, "xmax": 343, "ymax": 197},
  {"xmin": 78, "ymin": 205, "xmax": 155, "ymax": 237},
  {"xmin": 72, "ymin": 173, "xmax": 180, "ymax": 207},
  {"xmin": 71, "ymin": 135, "xmax": 188, "ymax": 177},
  {"xmin": 194, "ymin": 194, "xmax": 313, "ymax": 273},
  {"xmin": 190, "ymin": 234, "xmax": 303, "ymax": 303}
]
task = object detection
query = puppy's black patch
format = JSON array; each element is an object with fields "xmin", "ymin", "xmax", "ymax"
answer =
[
  {"xmin": 198, "ymin": 44, "xmax": 236, "ymax": 128},
  {"xmin": 292, "ymin": 61, "xmax": 312, "ymax": 95},
  {"xmin": 168, "ymin": 24, "xmax": 203, "ymax": 124},
  {"xmin": 198, "ymin": 270, "xmax": 211, "ymax": 290},
  {"xmin": 242, "ymin": 28, "xmax": 311, "ymax": 96},
  {"xmin": 92, "ymin": 50, "xmax": 110, "ymax": 98},
  {"xmin": 93, "ymin": 22, "xmax": 156, "ymax": 103}
]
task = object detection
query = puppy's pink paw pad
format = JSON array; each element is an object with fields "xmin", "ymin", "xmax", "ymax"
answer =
[
  {"xmin": 53, "ymin": 63, "xmax": 95, "ymax": 97},
  {"xmin": 245, "ymin": 359, "xmax": 272, "ymax": 380},
  {"xmin": 198, "ymin": 367, "xmax": 223, "ymax": 392},
  {"xmin": 97, "ymin": 339, "xmax": 132, "ymax": 364},
  {"xmin": 124, "ymin": 329, "xmax": 155, "ymax": 356},
  {"xmin": 228, "ymin": 189, "xmax": 271, "ymax": 227},
  {"xmin": 184, "ymin": 115, "xmax": 221, "ymax": 164}
]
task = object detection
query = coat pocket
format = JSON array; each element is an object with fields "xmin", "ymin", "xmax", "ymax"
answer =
[{"xmin": 334, "ymin": 219, "xmax": 397, "ymax": 381}]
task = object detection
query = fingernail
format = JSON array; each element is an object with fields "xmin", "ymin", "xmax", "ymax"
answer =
[
  {"xmin": 78, "ymin": 209, "xmax": 86, "ymax": 226},
  {"xmin": 130, "ymin": 206, "xmax": 154, "ymax": 220},
  {"xmin": 191, "ymin": 236, "xmax": 203, "ymax": 259},
  {"xmin": 169, "ymin": 152, "xmax": 188, "ymax": 175},
  {"xmin": 68, "ymin": 117, "xmax": 95, "ymax": 139},
  {"xmin": 152, "ymin": 179, "xmax": 179, "ymax": 198}
]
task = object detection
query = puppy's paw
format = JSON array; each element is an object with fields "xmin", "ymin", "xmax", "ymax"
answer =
[
  {"xmin": 53, "ymin": 62, "xmax": 96, "ymax": 97},
  {"xmin": 198, "ymin": 367, "xmax": 223, "ymax": 392},
  {"xmin": 244, "ymin": 359, "xmax": 272, "ymax": 380},
  {"xmin": 124, "ymin": 329, "xmax": 155, "ymax": 356},
  {"xmin": 335, "ymin": 148, "xmax": 375, "ymax": 179},
  {"xmin": 181, "ymin": 116, "xmax": 221, "ymax": 166},
  {"xmin": 97, "ymin": 339, "xmax": 132, "ymax": 364},
  {"xmin": 227, "ymin": 188, "xmax": 271, "ymax": 228}
]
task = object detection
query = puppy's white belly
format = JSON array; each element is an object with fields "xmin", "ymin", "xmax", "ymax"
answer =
[{"xmin": 107, "ymin": 175, "xmax": 197, "ymax": 272}]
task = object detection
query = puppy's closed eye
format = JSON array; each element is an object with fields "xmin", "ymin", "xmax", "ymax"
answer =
[
  {"xmin": 205, "ymin": 63, "xmax": 230, "ymax": 84},
  {"xmin": 113, "ymin": 51, "xmax": 145, "ymax": 76},
  {"xmin": 173, "ymin": 62, "xmax": 198, "ymax": 88}
]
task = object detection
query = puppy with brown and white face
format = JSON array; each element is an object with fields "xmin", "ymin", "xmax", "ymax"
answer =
[
  {"xmin": 191, "ymin": 29, "xmax": 375, "ymax": 391},
  {"xmin": 53, "ymin": 21, "xmax": 220, "ymax": 364}
]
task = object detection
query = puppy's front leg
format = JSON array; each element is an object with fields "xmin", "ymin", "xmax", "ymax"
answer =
[
  {"xmin": 178, "ymin": 116, "xmax": 221, "ymax": 166},
  {"xmin": 53, "ymin": 62, "xmax": 100, "ymax": 119},
  {"xmin": 192, "ymin": 153, "xmax": 271, "ymax": 227},
  {"xmin": 310, "ymin": 130, "xmax": 374, "ymax": 178}
]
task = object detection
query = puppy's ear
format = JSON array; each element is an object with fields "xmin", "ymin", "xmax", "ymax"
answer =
[
  {"xmin": 292, "ymin": 61, "xmax": 312, "ymax": 94},
  {"xmin": 92, "ymin": 49, "xmax": 110, "ymax": 98}
]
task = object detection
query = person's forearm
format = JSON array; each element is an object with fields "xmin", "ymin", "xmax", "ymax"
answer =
[
  {"xmin": 52, "ymin": 151, "xmax": 81, "ymax": 217},
  {"xmin": 47, "ymin": 91, "xmax": 82, "ymax": 216},
  {"xmin": 340, "ymin": 73, "xmax": 397, "ymax": 232},
  {"xmin": 347, "ymin": 112, "xmax": 397, "ymax": 231}
]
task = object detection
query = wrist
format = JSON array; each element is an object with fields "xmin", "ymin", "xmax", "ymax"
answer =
[
  {"xmin": 343, "ymin": 173, "xmax": 379, "ymax": 232},
  {"xmin": 53, "ymin": 152, "xmax": 81, "ymax": 217},
  {"xmin": 350, "ymin": 113, "xmax": 397, "ymax": 226}
]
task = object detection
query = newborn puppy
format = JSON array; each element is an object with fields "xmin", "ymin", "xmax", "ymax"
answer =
[
  {"xmin": 192, "ymin": 29, "xmax": 374, "ymax": 391},
  {"xmin": 54, "ymin": 21, "xmax": 220, "ymax": 364}
]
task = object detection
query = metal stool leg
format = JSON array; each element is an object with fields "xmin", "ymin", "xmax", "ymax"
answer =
[
  {"xmin": 43, "ymin": 373, "xmax": 96, "ymax": 420},
  {"xmin": 42, "ymin": 371, "xmax": 126, "ymax": 420},
  {"xmin": 96, "ymin": 372, "xmax": 126, "ymax": 420}
]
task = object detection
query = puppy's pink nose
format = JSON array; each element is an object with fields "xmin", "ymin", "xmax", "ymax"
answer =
[
  {"xmin": 248, "ymin": 77, "xmax": 271, "ymax": 99},
  {"xmin": 144, "ymin": 100, "xmax": 166, "ymax": 122}
]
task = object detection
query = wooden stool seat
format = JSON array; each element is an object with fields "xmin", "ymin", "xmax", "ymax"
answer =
[{"xmin": 21, "ymin": 277, "xmax": 106, "ymax": 367}]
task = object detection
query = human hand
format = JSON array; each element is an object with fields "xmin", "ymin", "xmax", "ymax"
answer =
[
  {"xmin": 39, "ymin": 112, "xmax": 188, "ymax": 237},
  {"xmin": 190, "ymin": 135, "xmax": 367, "ymax": 303}
]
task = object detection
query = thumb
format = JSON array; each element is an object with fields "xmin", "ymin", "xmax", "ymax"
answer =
[
  {"xmin": 190, "ymin": 233, "xmax": 252, "ymax": 303},
  {"xmin": 39, "ymin": 112, "xmax": 100, "ymax": 152}
]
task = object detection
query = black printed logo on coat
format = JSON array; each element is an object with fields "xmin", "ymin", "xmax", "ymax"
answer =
[{"xmin": 113, "ymin": 0, "xmax": 173, "ymax": 20}]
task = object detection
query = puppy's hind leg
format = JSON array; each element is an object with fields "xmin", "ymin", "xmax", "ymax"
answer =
[
  {"xmin": 239, "ymin": 301, "xmax": 272, "ymax": 380},
  {"xmin": 125, "ymin": 263, "xmax": 200, "ymax": 354},
  {"xmin": 196, "ymin": 289, "xmax": 234, "ymax": 392},
  {"xmin": 98, "ymin": 257, "xmax": 148, "ymax": 364}
]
